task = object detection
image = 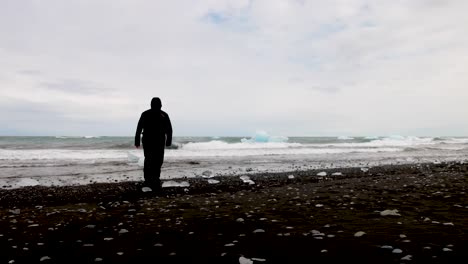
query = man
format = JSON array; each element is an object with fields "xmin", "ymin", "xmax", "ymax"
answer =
[{"xmin": 135, "ymin": 97, "xmax": 173, "ymax": 189}]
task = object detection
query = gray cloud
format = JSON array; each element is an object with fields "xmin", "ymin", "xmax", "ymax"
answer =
[{"xmin": 1, "ymin": 0, "xmax": 467, "ymax": 136}]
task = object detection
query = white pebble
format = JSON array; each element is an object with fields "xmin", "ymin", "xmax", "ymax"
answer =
[
  {"xmin": 321, "ymin": 250, "xmax": 328, "ymax": 253},
  {"xmin": 225, "ymin": 243, "xmax": 235, "ymax": 247},
  {"xmin": 401, "ymin": 255, "xmax": 412, "ymax": 261},
  {"xmin": 443, "ymin": 222, "xmax": 454, "ymax": 226},
  {"xmin": 443, "ymin": 248, "xmax": 452, "ymax": 252},
  {"xmin": 381, "ymin": 245, "xmax": 393, "ymax": 249},
  {"xmin": 288, "ymin": 175, "xmax": 295, "ymax": 179},
  {"xmin": 237, "ymin": 218, "xmax": 244, "ymax": 222},
  {"xmin": 317, "ymin": 172, "xmax": 327, "ymax": 176},
  {"xmin": 119, "ymin": 229, "xmax": 128, "ymax": 234},
  {"xmin": 392, "ymin": 249, "xmax": 403, "ymax": 254},
  {"xmin": 253, "ymin": 229, "xmax": 265, "ymax": 233},
  {"xmin": 95, "ymin": 258, "xmax": 103, "ymax": 262},
  {"xmin": 104, "ymin": 238, "xmax": 113, "ymax": 241},
  {"xmin": 316, "ymin": 204, "xmax": 324, "ymax": 207},
  {"xmin": 252, "ymin": 258, "xmax": 266, "ymax": 262}
]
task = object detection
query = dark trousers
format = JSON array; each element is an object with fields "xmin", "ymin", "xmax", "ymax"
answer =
[{"xmin": 142, "ymin": 139, "xmax": 165, "ymax": 187}]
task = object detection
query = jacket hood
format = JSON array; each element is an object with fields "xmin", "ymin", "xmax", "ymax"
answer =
[{"xmin": 151, "ymin": 97, "xmax": 162, "ymax": 110}]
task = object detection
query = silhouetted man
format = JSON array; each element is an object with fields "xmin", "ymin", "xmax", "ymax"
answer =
[{"xmin": 135, "ymin": 97, "xmax": 172, "ymax": 189}]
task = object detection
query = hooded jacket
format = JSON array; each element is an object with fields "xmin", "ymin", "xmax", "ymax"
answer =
[{"xmin": 135, "ymin": 97, "xmax": 173, "ymax": 147}]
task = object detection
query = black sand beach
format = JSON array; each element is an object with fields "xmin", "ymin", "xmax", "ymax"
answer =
[{"xmin": 1, "ymin": 162, "xmax": 467, "ymax": 263}]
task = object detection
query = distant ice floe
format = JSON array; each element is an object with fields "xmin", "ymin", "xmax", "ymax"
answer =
[{"xmin": 162, "ymin": 181, "xmax": 190, "ymax": 188}]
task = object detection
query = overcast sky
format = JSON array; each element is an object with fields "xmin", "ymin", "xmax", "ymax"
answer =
[{"xmin": 1, "ymin": 0, "xmax": 467, "ymax": 137}]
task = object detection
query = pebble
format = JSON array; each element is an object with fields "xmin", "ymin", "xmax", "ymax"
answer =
[
  {"xmin": 94, "ymin": 258, "xmax": 103, "ymax": 262},
  {"xmin": 119, "ymin": 229, "xmax": 129, "ymax": 234},
  {"xmin": 381, "ymin": 245, "xmax": 393, "ymax": 249},
  {"xmin": 237, "ymin": 218, "xmax": 244, "ymax": 222},
  {"xmin": 252, "ymin": 258, "xmax": 266, "ymax": 262},
  {"xmin": 154, "ymin": 243, "xmax": 163, "ymax": 247},
  {"xmin": 104, "ymin": 238, "xmax": 113, "ymax": 241},
  {"xmin": 225, "ymin": 243, "xmax": 235, "ymax": 247},
  {"xmin": 401, "ymin": 255, "xmax": 412, "ymax": 261},
  {"xmin": 317, "ymin": 172, "xmax": 327, "ymax": 176},
  {"xmin": 443, "ymin": 248, "xmax": 452, "ymax": 252},
  {"xmin": 392, "ymin": 249, "xmax": 403, "ymax": 254},
  {"xmin": 253, "ymin": 229, "xmax": 265, "ymax": 233}
]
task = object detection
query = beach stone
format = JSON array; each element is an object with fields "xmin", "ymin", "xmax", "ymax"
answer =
[
  {"xmin": 392, "ymin": 249, "xmax": 403, "ymax": 254},
  {"xmin": 317, "ymin": 172, "xmax": 327, "ymax": 176},
  {"xmin": 119, "ymin": 229, "xmax": 129, "ymax": 234},
  {"xmin": 253, "ymin": 229, "xmax": 265, "ymax": 233},
  {"xmin": 252, "ymin": 258, "xmax": 266, "ymax": 262},
  {"xmin": 94, "ymin": 258, "xmax": 103, "ymax": 262},
  {"xmin": 401, "ymin": 255, "xmax": 412, "ymax": 261}
]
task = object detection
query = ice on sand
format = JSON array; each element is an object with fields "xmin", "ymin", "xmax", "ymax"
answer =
[
  {"xmin": 208, "ymin": 179, "xmax": 220, "ymax": 184},
  {"xmin": 142, "ymin": 187, "xmax": 152, "ymax": 192},
  {"xmin": 240, "ymin": 176, "xmax": 255, "ymax": 185},
  {"xmin": 380, "ymin": 209, "xmax": 401, "ymax": 216},
  {"xmin": 239, "ymin": 257, "xmax": 253, "ymax": 264},
  {"xmin": 354, "ymin": 231, "xmax": 366, "ymax": 237},
  {"xmin": 162, "ymin": 181, "xmax": 190, "ymax": 188},
  {"xmin": 316, "ymin": 172, "xmax": 327, "ymax": 177}
]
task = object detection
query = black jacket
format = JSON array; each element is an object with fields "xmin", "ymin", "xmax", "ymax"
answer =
[{"xmin": 135, "ymin": 100, "xmax": 172, "ymax": 147}]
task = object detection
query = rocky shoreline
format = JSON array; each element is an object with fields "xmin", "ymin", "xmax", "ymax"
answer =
[{"xmin": 1, "ymin": 162, "xmax": 467, "ymax": 263}]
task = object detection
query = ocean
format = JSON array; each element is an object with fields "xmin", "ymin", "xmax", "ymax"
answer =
[{"xmin": 1, "ymin": 133, "xmax": 467, "ymax": 189}]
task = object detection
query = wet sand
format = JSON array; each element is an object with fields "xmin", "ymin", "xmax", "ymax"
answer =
[{"xmin": 0, "ymin": 162, "xmax": 467, "ymax": 263}]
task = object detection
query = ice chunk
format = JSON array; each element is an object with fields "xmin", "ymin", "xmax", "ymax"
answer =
[
  {"xmin": 331, "ymin": 172, "xmax": 342, "ymax": 176},
  {"xmin": 142, "ymin": 187, "xmax": 152, "ymax": 192},
  {"xmin": 239, "ymin": 257, "xmax": 253, "ymax": 264},
  {"xmin": 316, "ymin": 172, "xmax": 327, "ymax": 177},
  {"xmin": 354, "ymin": 231, "xmax": 366, "ymax": 237},
  {"xmin": 401, "ymin": 255, "xmax": 412, "ymax": 261},
  {"xmin": 288, "ymin": 175, "xmax": 295, "ymax": 179},
  {"xmin": 392, "ymin": 249, "xmax": 403, "ymax": 254},
  {"xmin": 208, "ymin": 179, "xmax": 220, "ymax": 184},
  {"xmin": 252, "ymin": 258, "xmax": 266, "ymax": 262},
  {"xmin": 380, "ymin": 209, "xmax": 401, "ymax": 216},
  {"xmin": 162, "ymin": 181, "xmax": 190, "ymax": 188},
  {"xmin": 240, "ymin": 176, "xmax": 255, "ymax": 185}
]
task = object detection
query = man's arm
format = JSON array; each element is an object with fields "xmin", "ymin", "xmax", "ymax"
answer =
[
  {"xmin": 165, "ymin": 113, "xmax": 173, "ymax": 147},
  {"xmin": 135, "ymin": 114, "xmax": 144, "ymax": 147}
]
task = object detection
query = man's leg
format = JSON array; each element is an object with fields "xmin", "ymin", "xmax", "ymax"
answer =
[
  {"xmin": 143, "ymin": 145, "xmax": 157, "ymax": 187},
  {"xmin": 152, "ymin": 145, "xmax": 165, "ymax": 189}
]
